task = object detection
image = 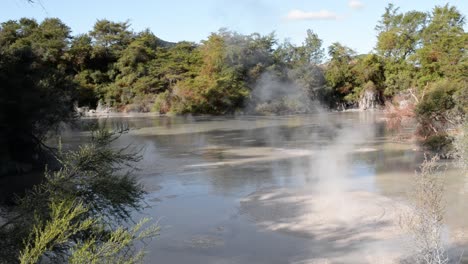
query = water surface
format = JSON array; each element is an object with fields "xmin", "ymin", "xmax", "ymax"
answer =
[{"xmin": 68, "ymin": 112, "xmax": 467, "ymax": 263}]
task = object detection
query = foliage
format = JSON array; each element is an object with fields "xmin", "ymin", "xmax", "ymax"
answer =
[
  {"xmin": 416, "ymin": 5, "xmax": 467, "ymax": 85},
  {"xmin": 422, "ymin": 134, "xmax": 454, "ymax": 156},
  {"xmin": 1, "ymin": 18, "xmax": 327, "ymax": 115},
  {"xmin": 18, "ymin": 200, "xmax": 158, "ymax": 264},
  {"xmin": 19, "ymin": 200, "xmax": 95, "ymax": 264},
  {"xmin": 170, "ymin": 32, "xmax": 249, "ymax": 114},
  {"xmin": 415, "ymin": 80, "xmax": 465, "ymax": 141},
  {"xmin": 68, "ymin": 217, "xmax": 158, "ymax": 264},
  {"xmin": 1, "ymin": 5, "xmax": 465, "ymax": 115},
  {"xmin": 324, "ymin": 42, "xmax": 356, "ymax": 107},
  {"xmin": 375, "ymin": 4, "xmax": 427, "ymax": 61},
  {"xmin": 374, "ymin": 4, "xmax": 426, "ymax": 95},
  {"xmin": 416, "ymin": 80, "xmax": 458, "ymax": 120},
  {"xmin": 0, "ymin": 18, "xmax": 77, "ymax": 176},
  {"xmin": 0, "ymin": 129, "xmax": 153, "ymax": 263}
]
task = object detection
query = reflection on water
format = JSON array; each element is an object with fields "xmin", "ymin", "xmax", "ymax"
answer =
[{"xmin": 64, "ymin": 112, "xmax": 467, "ymax": 263}]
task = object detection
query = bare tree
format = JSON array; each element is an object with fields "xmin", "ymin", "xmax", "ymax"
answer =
[{"xmin": 403, "ymin": 155, "xmax": 449, "ymax": 264}]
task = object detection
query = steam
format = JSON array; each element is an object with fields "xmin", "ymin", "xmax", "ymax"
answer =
[
  {"xmin": 313, "ymin": 123, "xmax": 371, "ymax": 195},
  {"xmin": 216, "ymin": 29, "xmax": 326, "ymax": 115},
  {"xmin": 247, "ymin": 67, "xmax": 325, "ymax": 114},
  {"xmin": 249, "ymin": 72, "xmax": 309, "ymax": 113},
  {"xmin": 238, "ymin": 104, "xmax": 413, "ymax": 261}
]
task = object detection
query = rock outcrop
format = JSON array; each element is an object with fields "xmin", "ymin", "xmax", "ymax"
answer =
[
  {"xmin": 74, "ymin": 101, "xmax": 114, "ymax": 117},
  {"xmin": 359, "ymin": 89, "xmax": 381, "ymax": 110}
]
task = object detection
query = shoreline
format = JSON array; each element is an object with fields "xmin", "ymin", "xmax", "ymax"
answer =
[
  {"xmin": 79, "ymin": 108, "xmax": 384, "ymax": 119},
  {"xmin": 79, "ymin": 111, "xmax": 164, "ymax": 119}
]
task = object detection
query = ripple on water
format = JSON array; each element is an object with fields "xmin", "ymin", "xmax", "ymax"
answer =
[{"xmin": 240, "ymin": 187, "xmax": 412, "ymax": 263}]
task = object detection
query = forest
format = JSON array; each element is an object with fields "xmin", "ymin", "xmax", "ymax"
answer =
[
  {"xmin": 0, "ymin": 2, "xmax": 467, "ymax": 264},
  {"xmin": 1, "ymin": 4, "xmax": 466, "ymax": 114}
]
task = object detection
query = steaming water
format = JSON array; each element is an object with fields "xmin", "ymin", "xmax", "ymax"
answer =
[{"xmin": 67, "ymin": 112, "xmax": 468, "ymax": 264}]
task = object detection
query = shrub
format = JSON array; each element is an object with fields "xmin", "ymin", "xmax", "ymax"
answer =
[
  {"xmin": 0, "ymin": 129, "xmax": 157, "ymax": 263},
  {"xmin": 152, "ymin": 90, "xmax": 171, "ymax": 114}
]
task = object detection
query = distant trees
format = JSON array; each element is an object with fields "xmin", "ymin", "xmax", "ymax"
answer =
[
  {"xmin": 67, "ymin": 24, "xmax": 329, "ymax": 115},
  {"xmin": 374, "ymin": 3, "xmax": 466, "ymax": 93},
  {"xmin": 1, "ymin": 5, "xmax": 464, "ymax": 116},
  {"xmin": 154, "ymin": 29, "xmax": 326, "ymax": 114}
]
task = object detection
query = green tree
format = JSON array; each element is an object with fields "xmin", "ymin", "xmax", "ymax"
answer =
[
  {"xmin": 345, "ymin": 54, "xmax": 385, "ymax": 102},
  {"xmin": 375, "ymin": 4, "xmax": 427, "ymax": 95},
  {"xmin": 171, "ymin": 31, "xmax": 249, "ymax": 114},
  {"xmin": 375, "ymin": 4, "xmax": 427, "ymax": 61},
  {"xmin": 324, "ymin": 42, "xmax": 357, "ymax": 107},
  {"xmin": 300, "ymin": 29, "xmax": 324, "ymax": 65},
  {"xmin": 416, "ymin": 4, "xmax": 467, "ymax": 84},
  {"xmin": 66, "ymin": 34, "xmax": 97, "ymax": 106},
  {"xmin": 89, "ymin": 20, "xmax": 133, "ymax": 57},
  {"xmin": 103, "ymin": 30, "xmax": 159, "ymax": 107},
  {"xmin": 0, "ymin": 18, "xmax": 76, "ymax": 177}
]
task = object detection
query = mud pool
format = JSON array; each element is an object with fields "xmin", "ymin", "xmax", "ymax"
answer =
[{"xmin": 64, "ymin": 112, "xmax": 468, "ymax": 264}]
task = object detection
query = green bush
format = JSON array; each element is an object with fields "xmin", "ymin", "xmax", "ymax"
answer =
[
  {"xmin": 152, "ymin": 90, "xmax": 171, "ymax": 114},
  {"xmin": 416, "ymin": 80, "xmax": 458, "ymax": 119},
  {"xmin": 422, "ymin": 134, "xmax": 454, "ymax": 157}
]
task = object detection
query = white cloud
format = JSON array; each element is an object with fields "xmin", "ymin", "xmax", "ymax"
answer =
[
  {"xmin": 285, "ymin": 9, "xmax": 339, "ymax": 21},
  {"xmin": 348, "ymin": 0, "xmax": 364, "ymax": 9}
]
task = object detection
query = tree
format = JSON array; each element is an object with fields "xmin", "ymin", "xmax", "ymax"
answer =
[
  {"xmin": 300, "ymin": 29, "xmax": 324, "ymax": 65},
  {"xmin": 0, "ymin": 18, "xmax": 76, "ymax": 177},
  {"xmin": 324, "ymin": 42, "xmax": 357, "ymax": 107},
  {"xmin": 89, "ymin": 20, "xmax": 133, "ymax": 56},
  {"xmin": 375, "ymin": 4, "xmax": 427, "ymax": 95},
  {"xmin": 151, "ymin": 41, "xmax": 200, "ymax": 90},
  {"xmin": 82, "ymin": 20, "xmax": 135, "ymax": 106},
  {"xmin": 416, "ymin": 4, "xmax": 467, "ymax": 84},
  {"xmin": 222, "ymin": 30, "xmax": 276, "ymax": 85},
  {"xmin": 375, "ymin": 4, "xmax": 427, "ymax": 61},
  {"xmin": 67, "ymin": 34, "xmax": 93, "ymax": 72},
  {"xmin": 415, "ymin": 80, "xmax": 464, "ymax": 142},
  {"xmin": 171, "ymin": 31, "xmax": 250, "ymax": 114},
  {"xmin": 66, "ymin": 34, "xmax": 97, "ymax": 106},
  {"xmin": 347, "ymin": 54, "xmax": 385, "ymax": 102},
  {"xmin": 410, "ymin": 5, "xmax": 467, "ymax": 152},
  {"xmin": 104, "ymin": 30, "xmax": 160, "ymax": 107}
]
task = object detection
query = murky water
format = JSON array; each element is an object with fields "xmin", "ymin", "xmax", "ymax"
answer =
[{"xmin": 66, "ymin": 112, "xmax": 467, "ymax": 263}]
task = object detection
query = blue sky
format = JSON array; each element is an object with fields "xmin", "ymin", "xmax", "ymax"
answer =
[{"xmin": 3, "ymin": 0, "xmax": 467, "ymax": 54}]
